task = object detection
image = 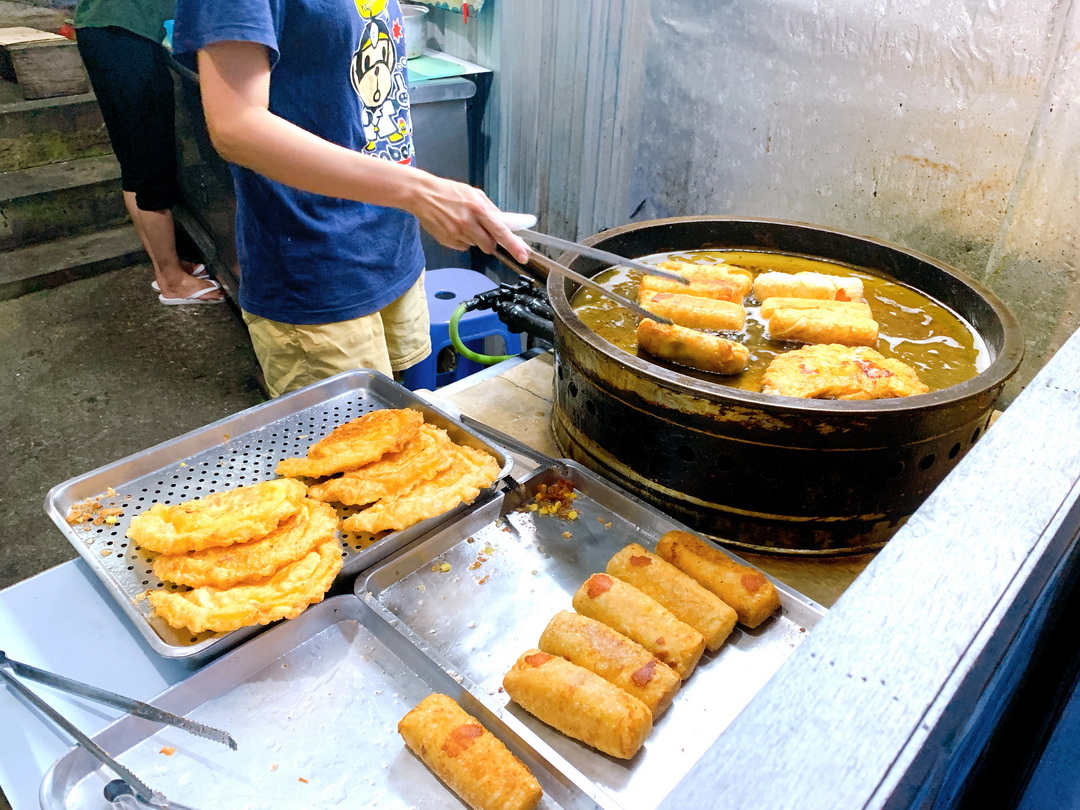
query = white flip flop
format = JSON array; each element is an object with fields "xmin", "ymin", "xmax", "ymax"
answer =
[
  {"xmin": 158, "ymin": 279, "xmax": 225, "ymax": 306},
  {"xmin": 151, "ymin": 264, "xmax": 209, "ymax": 292}
]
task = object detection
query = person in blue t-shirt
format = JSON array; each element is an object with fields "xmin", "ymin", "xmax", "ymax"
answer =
[{"xmin": 173, "ymin": 0, "xmax": 528, "ymax": 397}]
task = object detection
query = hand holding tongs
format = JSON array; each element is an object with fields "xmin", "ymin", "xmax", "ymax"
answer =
[
  {"xmin": 0, "ymin": 649, "xmax": 233, "ymax": 807},
  {"xmin": 496, "ymin": 212, "xmax": 688, "ymax": 324}
]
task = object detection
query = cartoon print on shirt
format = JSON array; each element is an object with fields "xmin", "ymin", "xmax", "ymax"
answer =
[{"xmin": 351, "ymin": 0, "xmax": 414, "ymax": 163}]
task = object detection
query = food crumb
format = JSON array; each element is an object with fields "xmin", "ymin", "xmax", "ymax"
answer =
[
  {"xmin": 416, "ymin": 584, "xmax": 426, "ymax": 592},
  {"xmin": 159, "ymin": 747, "xmax": 175, "ymax": 756},
  {"xmin": 430, "ymin": 562, "xmax": 451, "ymax": 573},
  {"xmin": 106, "ymin": 487, "xmax": 117, "ymax": 497},
  {"xmin": 562, "ymin": 531, "xmax": 573, "ymax": 539},
  {"xmin": 531, "ymin": 570, "xmax": 538, "ymax": 575},
  {"xmin": 99, "ymin": 549, "xmax": 112, "ymax": 557},
  {"xmin": 478, "ymin": 575, "xmax": 490, "ymax": 585},
  {"xmin": 270, "ymin": 763, "xmax": 278, "ymax": 771},
  {"xmin": 298, "ymin": 777, "xmax": 309, "ymax": 784}
]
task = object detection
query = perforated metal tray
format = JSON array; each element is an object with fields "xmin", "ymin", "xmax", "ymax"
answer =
[
  {"xmin": 43, "ymin": 370, "xmax": 511, "ymax": 661},
  {"xmin": 360, "ymin": 461, "xmax": 826, "ymax": 810},
  {"xmin": 40, "ymin": 595, "xmax": 610, "ymax": 810}
]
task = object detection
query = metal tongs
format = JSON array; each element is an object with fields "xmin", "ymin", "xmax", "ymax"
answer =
[
  {"xmin": 497, "ymin": 212, "xmax": 689, "ymax": 324},
  {"xmin": 0, "ymin": 650, "xmax": 234, "ymax": 807}
]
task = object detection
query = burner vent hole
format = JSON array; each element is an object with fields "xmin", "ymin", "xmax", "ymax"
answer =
[
  {"xmin": 948, "ymin": 443, "xmax": 961, "ymax": 459},
  {"xmin": 676, "ymin": 445, "xmax": 695, "ymax": 462},
  {"xmin": 886, "ymin": 460, "xmax": 905, "ymax": 479},
  {"xmin": 919, "ymin": 454, "xmax": 936, "ymax": 471}
]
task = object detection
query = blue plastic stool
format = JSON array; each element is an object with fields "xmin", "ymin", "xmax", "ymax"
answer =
[{"xmin": 401, "ymin": 267, "xmax": 525, "ymax": 391}]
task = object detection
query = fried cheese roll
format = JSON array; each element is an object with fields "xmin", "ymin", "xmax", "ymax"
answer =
[
  {"xmin": 637, "ymin": 319, "xmax": 749, "ymax": 376},
  {"xmin": 766, "ymin": 307, "xmax": 879, "ymax": 347},
  {"xmin": 538, "ymin": 611, "xmax": 681, "ymax": 717},
  {"xmin": 659, "ymin": 259, "xmax": 754, "ymax": 296},
  {"xmin": 571, "ymin": 573, "xmax": 705, "ymax": 679},
  {"xmin": 398, "ymin": 693, "xmax": 543, "ymax": 810},
  {"xmin": 655, "ymin": 531, "xmax": 781, "ymax": 629},
  {"xmin": 503, "ymin": 650, "xmax": 652, "ymax": 759},
  {"xmin": 606, "ymin": 544, "xmax": 737, "ymax": 651},
  {"xmin": 753, "ymin": 271, "xmax": 864, "ymax": 302},
  {"xmin": 638, "ymin": 291, "xmax": 746, "ymax": 331},
  {"xmin": 758, "ymin": 297, "xmax": 873, "ymax": 319}
]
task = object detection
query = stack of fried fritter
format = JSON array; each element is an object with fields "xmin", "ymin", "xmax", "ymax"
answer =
[
  {"xmin": 276, "ymin": 408, "xmax": 501, "ymax": 536},
  {"xmin": 128, "ymin": 478, "xmax": 342, "ymax": 634}
]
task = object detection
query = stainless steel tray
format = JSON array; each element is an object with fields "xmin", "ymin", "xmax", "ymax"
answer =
[
  {"xmin": 360, "ymin": 461, "xmax": 826, "ymax": 810},
  {"xmin": 43, "ymin": 370, "xmax": 512, "ymax": 661},
  {"xmin": 39, "ymin": 594, "xmax": 608, "ymax": 810}
]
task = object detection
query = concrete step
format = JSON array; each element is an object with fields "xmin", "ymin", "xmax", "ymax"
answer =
[
  {"xmin": 0, "ymin": 89, "xmax": 112, "ymax": 171},
  {"xmin": 0, "ymin": 153, "xmax": 126, "ymax": 251},
  {"xmin": 0, "ymin": 221, "xmax": 144, "ymax": 300}
]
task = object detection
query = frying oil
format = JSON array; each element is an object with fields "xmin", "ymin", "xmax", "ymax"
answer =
[{"xmin": 571, "ymin": 249, "xmax": 988, "ymax": 394}]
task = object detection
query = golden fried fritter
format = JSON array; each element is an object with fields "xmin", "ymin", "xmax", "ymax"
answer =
[
  {"xmin": 276, "ymin": 408, "xmax": 425, "ymax": 478},
  {"xmin": 637, "ymin": 319, "xmax": 749, "ymax": 375},
  {"xmin": 342, "ymin": 444, "xmax": 500, "ymax": 535},
  {"xmin": 147, "ymin": 539, "xmax": 343, "ymax": 633},
  {"xmin": 761, "ymin": 343, "xmax": 929, "ymax": 400},
  {"xmin": 307, "ymin": 424, "xmax": 454, "ymax": 506},
  {"xmin": 127, "ymin": 478, "xmax": 308, "ymax": 554},
  {"xmin": 150, "ymin": 499, "xmax": 340, "ymax": 589}
]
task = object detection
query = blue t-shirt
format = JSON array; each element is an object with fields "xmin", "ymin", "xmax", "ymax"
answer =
[{"xmin": 173, "ymin": 0, "xmax": 425, "ymax": 324}]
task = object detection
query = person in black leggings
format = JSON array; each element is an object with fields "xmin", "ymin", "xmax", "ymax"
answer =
[{"xmin": 74, "ymin": 4, "xmax": 223, "ymax": 304}]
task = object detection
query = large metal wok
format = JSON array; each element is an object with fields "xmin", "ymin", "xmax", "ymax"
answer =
[{"xmin": 515, "ymin": 216, "xmax": 1024, "ymax": 555}]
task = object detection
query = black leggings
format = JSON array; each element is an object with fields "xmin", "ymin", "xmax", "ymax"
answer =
[{"xmin": 76, "ymin": 25, "xmax": 179, "ymax": 212}]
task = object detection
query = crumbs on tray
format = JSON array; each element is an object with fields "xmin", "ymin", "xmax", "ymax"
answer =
[{"xmin": 523, "ymin": 478, "xmax": 579, "ymax": 520}]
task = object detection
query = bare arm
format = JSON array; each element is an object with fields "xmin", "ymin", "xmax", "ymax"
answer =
[{"xmin": 196, "ymin": 40, "xmax": 529, "ymax": 262}]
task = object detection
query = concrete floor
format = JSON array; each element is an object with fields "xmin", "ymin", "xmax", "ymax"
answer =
[{"xmin": 0, "ymin": 261, "xmax": 265, "ymax": 592}]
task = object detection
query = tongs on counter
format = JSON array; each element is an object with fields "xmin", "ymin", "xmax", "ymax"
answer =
[{"xmin": 1, "ymin": 649, "xmax": 234, "ymax": 807}]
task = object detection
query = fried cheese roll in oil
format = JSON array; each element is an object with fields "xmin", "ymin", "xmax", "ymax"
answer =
[
  {"xmin": 758, "ymin": 297, "xmax": 873, "ymax": 319},
  {"xmin": 637, "ymin": 319, "xmax": 749, "ymax": 376},
  {"xmin": 606, "ymin": 544, "xmax": 737, "ymax": 651},
  {"xmin": 765, "ymin": 307, "xmax": 879, "ymax": 347},
  {"xmin": 638, "ymin": 291, "xmax": 746, "ymax": 332},
  {"xmin": 753, "ymin": 270, "xmax": 864, "ymax": 302},
  {"xmin": 572, "ymin": 573, "xmax": 705, "ymax": 679},
  {"xmin": 398, "ymin": 693, "xmax": 542, "ymax": 810},
  {"xmin": 655, "ymin": 531, "xmax": 781, "ymax": 629},
  {"xmin": 640, "ymin": 260, "xmax": 753, "ymax": 304},
  {"xmin": 659, "ymin": 259, "xmax": 754, "ymax": 296},
  {"xmin": 503, "ymin": 650, "xmax": 652, "ymax": 759},
  {"xmin": 538, "ymin": 611, "xmax": 681, "ymax": 717}
]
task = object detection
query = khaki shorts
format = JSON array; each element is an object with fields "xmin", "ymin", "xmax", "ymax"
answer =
[{"xmin": 243, "ymin": 274, "xmax": 431, "ymax": 398}]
